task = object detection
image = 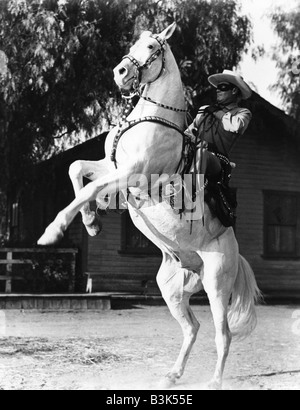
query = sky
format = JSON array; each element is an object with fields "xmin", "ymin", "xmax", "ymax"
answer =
[{"xmin": 239, "ymin": 0, "xmax": 299, "ymax": 110}]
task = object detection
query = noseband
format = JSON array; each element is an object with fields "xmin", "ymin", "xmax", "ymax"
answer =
[
  {"xmin": 121, "ymin": 35, "xmax": 166, "ymax": 98},
  {"xmin": 111, "ymin": 34, "xmax": 187, "ymax": 169}
]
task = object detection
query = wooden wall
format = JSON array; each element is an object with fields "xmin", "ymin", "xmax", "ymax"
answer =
[
  {"xmin": 15, "ymin": 106, "xmax": 299, "ymax": 295},
  {"xmin": 85, "ymin": 124, "xmax": 300, "ymax": 295},
  {"xmin": 231, "ymin": 126, "xmax": 300, "ymax": 294},
  {"xmin": 86, "ymin": 212, "xmax": 162, "ymax": 293}
]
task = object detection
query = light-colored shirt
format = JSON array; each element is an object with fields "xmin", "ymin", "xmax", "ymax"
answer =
[{"xmin": 185, "ymin": 102, "xmax": 252, "ymax": 156}]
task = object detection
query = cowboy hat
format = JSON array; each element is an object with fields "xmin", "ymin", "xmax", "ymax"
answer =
[{"xmin": 208, "ymin": 69, "xmax": 252, "ymax": 100}]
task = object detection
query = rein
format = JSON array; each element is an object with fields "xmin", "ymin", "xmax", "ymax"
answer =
[
  {"xmin": 121, "ymin": 35, "xmax": 187, "ymax": 115},
  {"xmin": 111, "ymin": 35, "xmax": 187, "ymax": 169},
  {"xmin": 141, "ymin": 95, "xmax": 187, "ymax": 113},
  {"xmin": 121, "ymin": 34, "xmax": 166, "ymax": 98}
]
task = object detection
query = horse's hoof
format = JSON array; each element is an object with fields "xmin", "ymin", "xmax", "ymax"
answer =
[
  {"xmin": 207, "ymin": 380, "xmax": 222, "ymax": 390},
  {"xmin": 37, "ymin": 223, "xmax": 64, "ymax": 246},
  {"xmin": 158, "ymin": 376, "xmax": 176, "ymax": 390},
  {"xmin": 83, "ymin": 213, "xmax": 102, "ymax": 237}
]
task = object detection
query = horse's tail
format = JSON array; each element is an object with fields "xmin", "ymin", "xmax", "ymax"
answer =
[{"xmin": 228, "ymin": 254, "xmax": 263, "ymax": 339}]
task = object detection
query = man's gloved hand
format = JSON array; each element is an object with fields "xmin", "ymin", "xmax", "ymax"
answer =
[{"xmin": 203, "ymin": 104, "xmax": 221, "ymax": 115}]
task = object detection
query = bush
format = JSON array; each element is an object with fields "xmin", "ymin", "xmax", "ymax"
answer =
[{"xmin": 0, "ymin": 250, "xmax": 75, "ymax": 293}]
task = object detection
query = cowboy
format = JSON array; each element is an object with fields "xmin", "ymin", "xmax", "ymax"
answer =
[{"xmin": 185, "ymin": 69, "xmax": 252, "ymax": 182}]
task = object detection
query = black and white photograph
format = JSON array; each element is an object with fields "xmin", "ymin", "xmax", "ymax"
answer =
[{"xmin": 0, "ymin": 0, "xmax": 299, "ymax": 394}]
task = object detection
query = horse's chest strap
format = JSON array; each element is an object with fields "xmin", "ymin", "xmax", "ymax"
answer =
[{"xmin": 110, "ymin": 117, "xmax": 183, "ymax": 168}]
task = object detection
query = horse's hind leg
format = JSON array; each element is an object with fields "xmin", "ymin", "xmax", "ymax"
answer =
[
  {"xmin": 157, "ymin": 255, "xmax": 201, "ymax": 387},
  {"xmin": 206, "ymin": 291, "xmax": 232, "ymax": 390},
  {"xmin": 167, "ymin": 298, "xmax": 200, "ymax": 384},
  {"xmin": 200, "ymin": 249, "xmax": 238, "ymax": 390}
]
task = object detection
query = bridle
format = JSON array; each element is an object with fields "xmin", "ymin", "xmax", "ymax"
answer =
[
  {"xmin": 121, "ymin": 34, "xmax": 167, "ymax": 99},
  {"xmin": 120, "ymin": 34, "xmax": 187, "ymax": 114},
  {"xmin": 111, "ymin": 33, "xmax": 187, "ymax": 169}
]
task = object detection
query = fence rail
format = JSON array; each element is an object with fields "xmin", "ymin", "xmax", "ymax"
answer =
[{"xmin": 0, "ymin": 248, "xmax": 78, "ymax": 294}]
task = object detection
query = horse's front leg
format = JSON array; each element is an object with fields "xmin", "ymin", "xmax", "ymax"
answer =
[
  {"xmin": 68, "ymin": 159, "xmax": 111, "ymax": 237},
  {"xmin": 37, "ymin": 168, "xmax": 130, "ymax": 246}
]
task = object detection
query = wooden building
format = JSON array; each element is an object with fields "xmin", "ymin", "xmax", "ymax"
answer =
[{"xmin": 6, "ymin": 92, "xmax": 300, "ymax": 297}]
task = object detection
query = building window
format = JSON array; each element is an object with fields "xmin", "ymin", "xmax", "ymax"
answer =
[
  {"xmin": 120, "ymin": 211, "xmax": 160, "ymax": 256},
  {"xmin": 264, "ymin": 191, "xmax": 300, "ymax": 258}
]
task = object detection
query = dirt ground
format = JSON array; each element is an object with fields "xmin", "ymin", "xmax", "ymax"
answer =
[{"xmin": 0, "ymin": 304, "xmax": 299, "ymax": 390}]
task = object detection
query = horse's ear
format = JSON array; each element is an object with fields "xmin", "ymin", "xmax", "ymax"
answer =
[{"xmin": 159, "ymin": 22, "xmax": 177, "ymax": 41}]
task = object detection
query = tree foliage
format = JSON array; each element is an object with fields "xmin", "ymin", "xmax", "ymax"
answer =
[
  {"xmin": 271, "ymin": 5, "xmax": 300, "ymax": 120},
  {"xmin": 0, "ymin": 0, "xmax": 251, "ymax": 195},
  {"xmin": 132, "ymin": 0, "xmax": 251, "ymax": 97}
]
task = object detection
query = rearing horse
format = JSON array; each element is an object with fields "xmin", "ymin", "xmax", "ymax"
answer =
[{"xmin": 38, "ymin": 23, "xmax": 261, "ymax": 390}]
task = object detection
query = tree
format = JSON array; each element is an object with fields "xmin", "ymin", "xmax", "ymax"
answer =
[
  {"xmin": 271, "ymin": 5, "xmax": 300, "ymax": 120},
  {"xmin": 131, "ymin": 0, "xmax": 251, "ymax": 107},
  {"xmin": 0, "ymin": 0, "xmax": 251, "ymax": 198},
  {"xmin": 0, "ymin": 0, "xmax": 134, "ymax": 193}
]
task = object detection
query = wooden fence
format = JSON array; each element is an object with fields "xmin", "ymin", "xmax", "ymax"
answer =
[{"xmin": 0, "ymin": 248, "xmax": 78, "ymax": 294}]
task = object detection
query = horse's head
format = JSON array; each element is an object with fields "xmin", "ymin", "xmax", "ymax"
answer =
[{"xmin": 113, "ymin": 22, "xmax": 177, "ymax": 94}]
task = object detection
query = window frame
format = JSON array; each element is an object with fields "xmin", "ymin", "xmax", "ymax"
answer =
[
  {"xmin": 263, "ymin": 190, "xmax": 300, "ymax": 260},
  {"xmin": 119, "ymin": 211, "xmax": 161, "ymax": 257}
]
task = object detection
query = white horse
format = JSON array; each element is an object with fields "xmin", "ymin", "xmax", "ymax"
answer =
[{"xmin": 38, "ymin": 23, "xmax": 261, "ymax": 390}]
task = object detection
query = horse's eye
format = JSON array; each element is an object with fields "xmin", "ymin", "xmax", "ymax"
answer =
[{"xmin": 148, "ymin": 45, "xmax": 154, "ymax": 50}]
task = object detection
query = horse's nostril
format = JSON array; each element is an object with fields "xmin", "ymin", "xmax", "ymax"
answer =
[{"xmin": 119, "ymin": 67, "xmax": 127, "ymax": 76}]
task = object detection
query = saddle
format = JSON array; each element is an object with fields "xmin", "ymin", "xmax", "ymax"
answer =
[{"xmin": 180, "ymin": 136, "xmax": 237, "ymax": 227}]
